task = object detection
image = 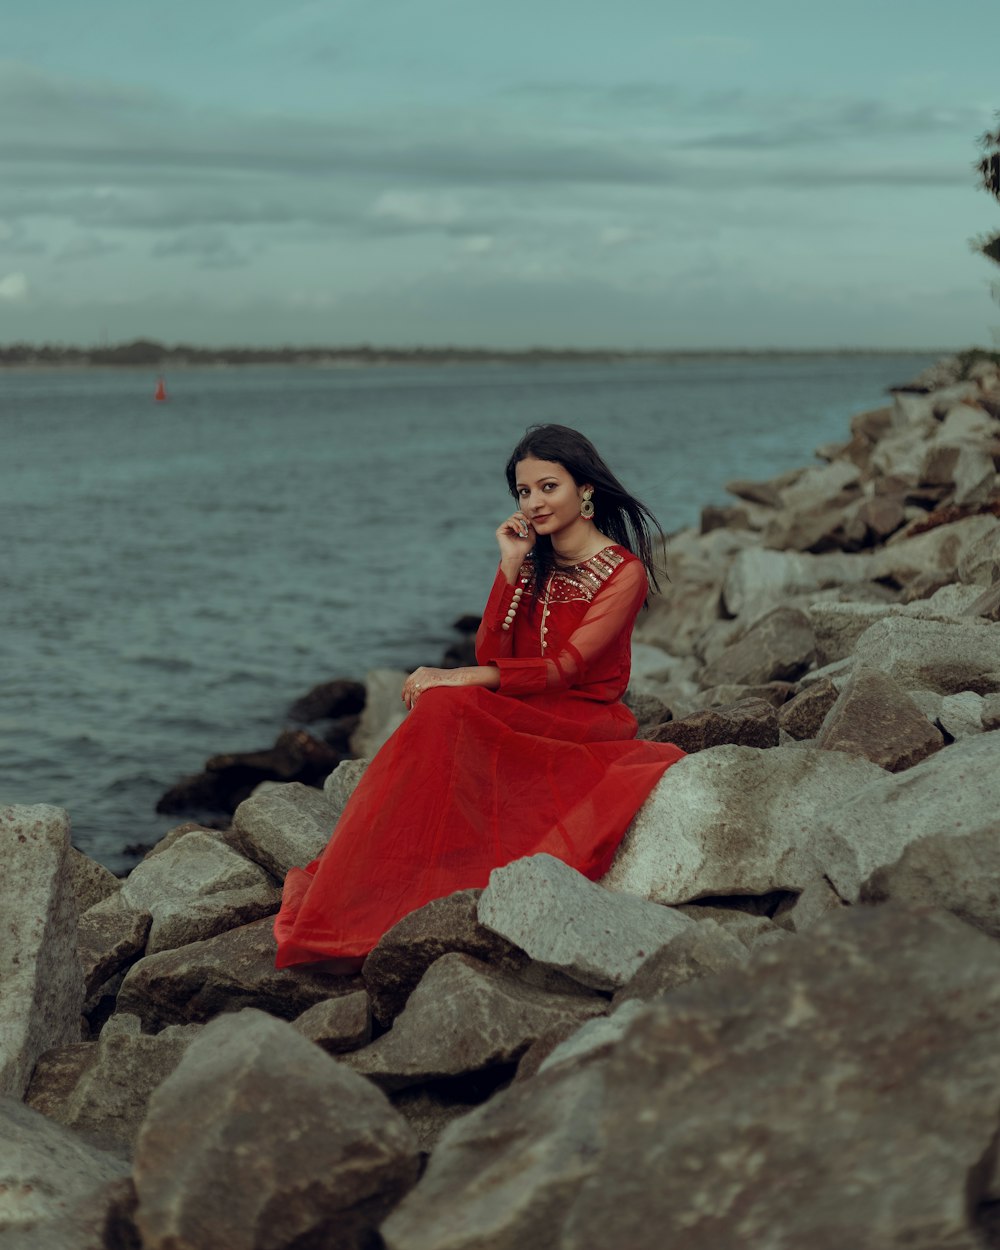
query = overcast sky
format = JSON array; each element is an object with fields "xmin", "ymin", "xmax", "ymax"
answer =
[{"xmin": 2, "ymin": 0, "xmax": 998, "ymax": 349}]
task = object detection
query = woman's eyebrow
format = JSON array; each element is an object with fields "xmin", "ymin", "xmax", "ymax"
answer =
[{"xmin": 516, "ymin": 476, "xmax": 560, "ymax": 488}]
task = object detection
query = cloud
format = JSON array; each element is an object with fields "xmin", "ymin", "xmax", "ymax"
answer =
[
  {"xmin": 56, "ymin": 235, "xmax": 121, "ymax": 262},
  {"xmin": 0, "ymin": 272, "xmax": 29, "ymax": 300},
  {"xmin": 371, "ymin": 190, "xmax": 466, "ymax": 227},
  {"xmin": 151, "ymin": 228, "xmax": 249, "ymax": 269}
]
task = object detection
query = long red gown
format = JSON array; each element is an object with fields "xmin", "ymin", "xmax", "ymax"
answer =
[{"xmin": 273, "ymin": 544, "xmax": 686, "ymax": 966}]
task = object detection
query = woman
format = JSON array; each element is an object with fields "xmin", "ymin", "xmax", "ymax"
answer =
[{"xmin": 273, "ymin": 424, "xmax": 685, "ymax": 968}]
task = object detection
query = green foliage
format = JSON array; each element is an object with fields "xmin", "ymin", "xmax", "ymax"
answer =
[{"xmin": 974, "ymin": 114, "xmax": 1000, "ymax": 283}]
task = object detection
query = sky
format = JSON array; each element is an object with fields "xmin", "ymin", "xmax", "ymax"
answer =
[{"xmin": 1, "ymin": 0, "xmax": 998, "ymax": 349}]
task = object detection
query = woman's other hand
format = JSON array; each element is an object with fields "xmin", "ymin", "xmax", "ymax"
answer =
[
  {"xmin": 401, "ymin": 666, "xmax": 450, "ymax": 710},
  {"xmin": 496, "ymin": 511, "xmax": 535, "ymax": 564}
]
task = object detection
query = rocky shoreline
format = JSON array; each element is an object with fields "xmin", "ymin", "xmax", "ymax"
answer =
[{"xmin": 4, "ymin": 350, "xmax": 1000, "ymax": 1249}]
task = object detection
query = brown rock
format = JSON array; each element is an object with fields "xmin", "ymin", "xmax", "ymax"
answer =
[
  {"xmin": 817, "ymin": 666, "xmax": 944, "ymax": 772},
  {"xmin": 856, "ymin": 494, "xmax": 906, "ymax": 540},
  {"xmin": 26, "ymin": 1014, "xmax": 203, "ymax": 1154},
  {"xmin": 292, "ymin": 990, "xmax": 372, "ymax": 1054},
  {"xmin": 700, "ymin": 606, "xmax": 816, "ymax": 688},
  {"xmin": 700, "ymin": 503, "xmax": 750, "ymax": 533},
  {"xmin": 695, "ymin": 681, "xmax": 795, "ymax": 709},
  {"xmin": 134, "ymin": 1010, "xmax": 418, "ymax": 1250},
  {"xmin": 156, "ymin": 729, "xmax": 340, "ymax": 817},
  {"xmin": 287, "ymin": 677, "xmax": 366, "ymax": 723},
  {"xmin": 65, "ymin": 848, "xmax": 121, "ymax": 913},
  {"xmin": 77, "ymin": 893, "xmax": 152, "ymax": 996},
  {"xmin": 362, "ymin": 889, "xmax": 526, "ymax": 1026},
  {"xmin": 650, "ymin": 698, "xmax": 778, "ymax": 753},
  {"xmin": 725, "ymin": 476, "xmax": 784, "ymax": 507},
  {"xmin": 778, "ymin": 677, "xmax": 840, "ymax": 739},
  {"xmin": 115, "ymin": 917, "xmax": 361, "ymax": 1032},
  {"xmin": 344, "ymin": 953, "xmax": 606, "ymax": 1092}
]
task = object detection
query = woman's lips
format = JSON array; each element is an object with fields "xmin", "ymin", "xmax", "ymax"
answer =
[{"xmin": 532, "ymin": 514, "xmax": 553, "ymax": 522}]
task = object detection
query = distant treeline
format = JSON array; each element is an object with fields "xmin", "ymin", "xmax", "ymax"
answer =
[{"xmin": 0, "ymin": 338, "xmax": 950, "ymax": 369}]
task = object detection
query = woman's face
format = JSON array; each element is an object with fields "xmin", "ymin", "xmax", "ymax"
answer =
[{"xmin": 514, "ymin": 457, "xmax": 590, "ymax": 537}]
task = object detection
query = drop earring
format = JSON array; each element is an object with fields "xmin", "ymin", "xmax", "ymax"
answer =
[{"xmin": 580, "ymin": 487, "xmax": 595, "ymax": 519}]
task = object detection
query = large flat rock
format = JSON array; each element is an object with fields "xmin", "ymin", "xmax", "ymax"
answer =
[
  {"xmin": 700, "ymin": 606, "xmax": 815, "ymax": 688},
  {"xmin": 0, "ymin": 805, "xmax": 84, "ymax": 1097},
  {"xmin": 602, "ymin": 746, "xmax": 884, "ymax": 905},
  {"xmin": 382, "ymin": 905, "xmax": 1000, "ymax": 1250},
  {"xmin": 134, "ymin": 1009, "xmax": 418, "ymax": 1250},
  {"xmin": 478, "ymin": 854, "xmax": 694, "ymax": 991}
]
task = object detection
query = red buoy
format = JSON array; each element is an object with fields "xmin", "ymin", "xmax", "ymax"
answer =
[{"xmin": 154, "ymin": 377, "xmax": 167, "ymax": 402}]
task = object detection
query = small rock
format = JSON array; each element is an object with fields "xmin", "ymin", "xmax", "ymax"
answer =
[
  {"xmin": 611, "ymin": 921, "xmax": 748, "ymax": 1008},
  {"xmin": 133, "ymin": 1010, "xmax": 418, "ymax": 1250},
  {"xmin": 287, "ymin": 677, "xmax": 366, "ymax": 723},
  {"xmin": 650, "ymin": 698, "xmax": 778, "ymax": 752},
  {"xmin": 77, "ymin": 892, "xmax": 152, "ymax": 996},
  {"xmin": 25, "ymin": 1014, "xmax": 203, "ymax": 1154},
  {"xmin": 816, "ymin": 666, "xmax": 944, "ymax": 772},
  {"xmin": 938, "ymin": 690, "xmax": 986, "ymax": 740},
  {"xmin": 700, "ymin": 606, "xmax": 816, "ymax": 688},
  {"xmin": 343, "ymin": 953, "xmax": 606, "ymax": 1091},
  {"xmin": 777, "ymin": 678, "xmax": 840, "ymax": 739},
  {"xmin": 323, "ymin": 756, "xmax": 371, "ymax": 823},
  {"xmin": 479, "ymin": 854, "xmax": 694, "ymax": 991},
  {"xmin": 230, "ymin": 781, "xmax": 340, "ymax": 879},
  {"xmin": 116, "ymin": 917, "xmax": 362, "ymax": 1032},
  {"xmin": 363, "ymin": 889, "xmax": 525, "ymax": 1026},
  {"xmin": 121, "ymin": 830, "xmax": 279, "ymax": 954},
  {"xmin": 292, "ymin": 991, "xmax": 372, "ymax": 1054}
]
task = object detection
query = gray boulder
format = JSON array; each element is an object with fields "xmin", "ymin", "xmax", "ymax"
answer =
[
  {"xmin": 937, "ymin": 690, "xmax": 987, "ymax": 740},
  {"xmin": 76, "ymin": 892, "xmax": 152, "ymax": 996},
  {"xmin": 381, "ymin": 906, "xmax": 1000, "ymax": 1250},
  {"xmin": 700, "ymin": 606, "xmax": 815, "ymax": 688},
  {"xmin": 324, "ymin": 757, "xmax": 371, "ymax": 822},
  {"xmin": 0, "ymin": 805, "xmax": 84, "ymax": 1097},
  {"xmin": 861, "ymin": 829, "xmax": 1000, "ymax": 940},
  {"xmin": 343, "ymin": 953, "xmax": 606, "ymax": 1091},
  {"xmin": 116, "ymin": 916, "xmax": 362, "ymax": 1032},
  {"xmin": 850, "ymin": 615, "xmax": 1000, "ymax": 694},
  {"xmin": 602, "ymin": 746, "xmax": 883, "ymax": 905},
  {"xmin": 133, "ymin": 1009, "xmax": 418, "ymax": 1250},
  {"xmin": 230, "ymin": 781, "xmax": 339, "ymax": 879},
  {"xmin": 818, "ymin": 730, "xmax": 1000, "ymax": 901},
  {"xmin": 479, "ymin": 854, "xmax": 694, "ymax": 991},
  {"xmin": 350, "ymin": 668, "xmax": 409, "ymax": 757},
  {"xmin": 611, "ymin": 920, "xmax": 748, "ymax": 1008},
  {"xmin": 65, "ymin": 848, "xmax": 121, "ymax": 913},
  {"xmin": 778, "ymin": 677, "xmax": 840, "ymax": 739}
]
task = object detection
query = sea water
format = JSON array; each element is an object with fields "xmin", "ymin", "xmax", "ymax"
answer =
[{"xmin": 0, "ymin": 354, "xmax": 939, "ymax": 868}]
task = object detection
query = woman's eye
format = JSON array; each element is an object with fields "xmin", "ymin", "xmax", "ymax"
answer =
[{"xmin": 543, "ymin": 483, "xmax": 556, "ymax": 491}]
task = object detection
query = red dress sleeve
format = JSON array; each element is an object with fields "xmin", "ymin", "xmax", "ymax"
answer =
[
  {"xmin": 494, "ymin": 559, "xmax": 647, "ymax": 695},
  {"xmin": 475, "ymin": 567, "xmax": 520, "ymax": 664}
]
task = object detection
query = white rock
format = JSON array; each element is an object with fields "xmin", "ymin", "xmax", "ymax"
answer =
[
  {"xmin": 722, "ymin": 548, "xmax": 874, "ymax": 618},
  {"xmin": 937, "ymin": 691, "xmax": 986, "ymax": 740},
  {"xmin": 850, "ymin": 615, "xmax": 1000, "ymax": 694},
  {"xmin": 957, "ymin": 522, "xmax": 1000, "ymax": 587},
  {"xmin": 602, "ymin": 746, "xmax": 883, "ymax": 905},
  {"xmin": 350, "ymin": 668, "xmax": 409, "ymax": 756},
  {"xmin": 818, "ymin": 731, "xmax": 1000, "ymax": 901},
  {"xmin": 953, "ymin": 446, "xmax": 997, "ymax": 506},
  {"xmin": 872, "ymin": 514, "xmax": 998, "ymax": 585},
  {"xmin": 230, "ymin": 781, "xmax": 339, "ymax": 878},
  {"xmin": 122, "ymin": 831, "xmax": 279, "ymax": 954},
  {"xmin": 322, "ymin": 756, "xmax": 370, "ymax": 822},
  {"xmin": 0, "ymin": 805, "xmax": 84, "ymax": 1098},
  {"xmin": 478, "ymin": 854, "xmax": 694, "ymax": 991}
]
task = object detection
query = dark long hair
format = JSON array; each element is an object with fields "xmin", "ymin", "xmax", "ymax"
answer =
[{"xmin": 504, "ymin": 424, "xmax": 666, "ymax": 600}]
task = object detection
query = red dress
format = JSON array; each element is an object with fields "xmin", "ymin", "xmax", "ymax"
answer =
[{"xmin": 273, "ymin": 545, "xmax": 686, "ymax": 966}]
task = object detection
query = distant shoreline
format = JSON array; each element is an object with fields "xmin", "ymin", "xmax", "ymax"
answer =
[{"xmin": 0, "ymin": 340, "xmax": 960, "ymax": 371}]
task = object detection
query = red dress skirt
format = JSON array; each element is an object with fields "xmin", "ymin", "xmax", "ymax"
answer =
[{"xmin": 273, "ymin": 545, "xmax": 685, "ymax": 966}]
